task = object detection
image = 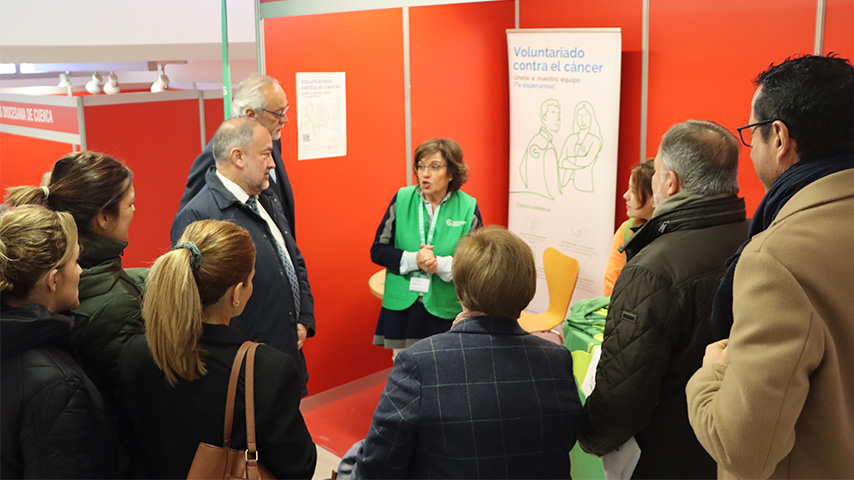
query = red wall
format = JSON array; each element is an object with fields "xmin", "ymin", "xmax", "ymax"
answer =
[
  {"xmin": 645, "ymin": 0, "xmax": 817, "ymax": 216},
  {"xmin": 0, "ymin": 133, "xmax": 76, "ymax": 192},
  {"xmin": 264, "ymin": 8, "xmax": 408, "ymax": 394},
  {"xmin": 1, "ymin": 97, "xmax": 207, "ymax": 269},
  {"xmin": 84, "ymin": 99, "xmax": 203, "ymax": 267},
  {"xmin": 409, "ymin": 2, "xmax": 515, "ymax": 227},
  {"xmin": 204, "ymin": 97, "xmax": 225, "ymax": 143}
]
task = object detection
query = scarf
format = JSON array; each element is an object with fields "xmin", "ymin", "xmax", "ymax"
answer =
[{"xmin": 709, "ymin": 154, "xmax": 854, "ymax": 340}]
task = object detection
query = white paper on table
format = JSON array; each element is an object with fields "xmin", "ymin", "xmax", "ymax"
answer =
[
  {"xmin": 602, "ymin": 436, "xmax": 641, "ymax": 480},
  {"xmin": 581, "ymin": 345, "xmax": 602, "ymax": 397}
]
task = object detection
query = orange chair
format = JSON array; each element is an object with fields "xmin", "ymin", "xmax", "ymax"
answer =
[
  {"xmin": 369, "ymin": 269, "xmax": 386, "ymax": 299},
  {"xmin": 517, "ymin": 248, "xmax": 580, "ymax": 333}
]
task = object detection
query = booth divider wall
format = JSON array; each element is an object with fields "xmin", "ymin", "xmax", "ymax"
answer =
[
  {"xmin": 409, "ymin": 2, "xmax": 516, "ymax": 228},
  {"xmin": 0, "ymin": 133, "xmax": 77, "ymax": 190},
  {"xmin": 1, "ymin": 91, "xmax": 224, "ymax": 269},
  {"xmin": 83, "ymin": 96, "xmax": 203, "ymax": 267},
  {"xmin": 262, "ymin": 0, "xmax": 853, "ymax": 394},
  {"xmin": 263, "ymin": 8, "xmax": 408, "ymax": 394},
  {"xmin": 646, "ymin": 0, "xmax": 818, "ymax": 216}
]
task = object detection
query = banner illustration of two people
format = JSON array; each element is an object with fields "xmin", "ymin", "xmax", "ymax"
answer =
[{"xmin": 517, "ymin": 99, "xmax": 602, "ymax": 200}]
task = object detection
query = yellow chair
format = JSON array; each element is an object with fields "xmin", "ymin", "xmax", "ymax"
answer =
[{"xmin": 517, "ymin": 248, "xmax": 580, "ymax": 333}]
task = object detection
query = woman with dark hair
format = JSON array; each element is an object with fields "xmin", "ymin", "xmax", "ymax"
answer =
[
  {"xmin": 119, "ymin": 220, "xmax": 316, "ymax": 479},
  {"xmin": 4, "ymin": 151, "xmax": 145, "ymax": 396},
  {"xmin": 370, "ymin": 138, "xmax": 483, "ymax": 358},
  {"xmin": 0, "ymin": 205, "xmax": 115, "ymax": 478},
  {"xmin": 353, "ymin": 226, "xmax": 583, "ymax": 478},
  {"xmin": 603, "ymin": 159, "xmax": 655, "ymax": 296}
]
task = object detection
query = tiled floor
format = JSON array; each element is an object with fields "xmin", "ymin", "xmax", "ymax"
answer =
[{"xmin": 312, "ymin": 445, "xmax": 341, "ymax": 480}]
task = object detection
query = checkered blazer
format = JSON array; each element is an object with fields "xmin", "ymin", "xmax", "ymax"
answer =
[{"xmin": 354, "ymin": 316, "xmax": 583, "ymax": 479}]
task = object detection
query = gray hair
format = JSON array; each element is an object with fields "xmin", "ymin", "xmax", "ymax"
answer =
[
  {"xmin": 659, "ymin": 120, "xmax": 739, "ymax": 196},
  {"xmin": 212, "ymin": 118, "xmax": 257, "ymax": 165},
  {"xmin": 231, "ymin": 75, "xmax": 280, "ymax": 118}
]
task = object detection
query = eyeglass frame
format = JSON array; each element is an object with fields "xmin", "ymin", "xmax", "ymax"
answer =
[
  {"xmin": 415, "ymin": 162, "xmax": 447, "ymax": 172},
  {"xmin": 736, "ymin": 119, "xmax": 774, "ymax": 147},
  {"xmin": 259, "ymin": 105, "xmax": 289, "ymax": 119}
]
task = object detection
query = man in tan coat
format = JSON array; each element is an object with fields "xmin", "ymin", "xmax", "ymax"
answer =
[{"xmin": 687, "ymin": 54, "xmax": 854, "ymax": 478}]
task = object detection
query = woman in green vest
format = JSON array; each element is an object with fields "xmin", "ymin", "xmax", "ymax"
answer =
[{"xmin": 370, "ymin": 138, "xmax": 482, "ymax": 358}]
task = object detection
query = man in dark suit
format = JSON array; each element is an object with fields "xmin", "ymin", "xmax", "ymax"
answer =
[
  {"xmin": 352, "ymin": 226, "xmax": 583, "ymax": 479},
  {"xmin": 179, "ymin": 74, "xmax": 297, "ymax": 237},
  {"xmin": 172, "ymin": 118, "xmax": 314, "ymax": 394}
]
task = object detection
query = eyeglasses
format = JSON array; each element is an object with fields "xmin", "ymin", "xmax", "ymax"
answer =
[
  {"xmin": 736, "ymin": 119, "xmax": 774, "ymax": 147},
  {"xmin": 260, "ymin": 105, "xmax": 289, "ymax": 119},
  {"xmin": 416, "ymin": 163, "xmax": 446, "ymax": 172}
]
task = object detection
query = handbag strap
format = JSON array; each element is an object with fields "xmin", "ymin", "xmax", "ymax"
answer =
[
  {"xmin": 244, "ymin": 342, "xmax": 261, "ymax": 476},
  {"xmin": 223, "ymin": 341, "xmax": 252, "ymax": 448}
]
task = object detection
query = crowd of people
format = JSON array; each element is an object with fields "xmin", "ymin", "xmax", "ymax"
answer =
[{"xmin": 2, "ymin": 53, "xmax": 853, "ymax": 479}]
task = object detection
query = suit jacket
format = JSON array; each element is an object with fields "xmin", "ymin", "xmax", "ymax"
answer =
[
  {"xmin": 171, "ymin": 168, "xmax": 315, "ymax": 392},
  {"xmin": 118, "ymin": 325, "xmax": 316, "ymax": 479},
  {"xmin": 179, "ymin": 138, "xmax": 296, "ymax": 237},
  {"xmin": 354, "ymin": 316, "xmax": 583, "ymax": 479},
  {"xmin": 687, "ymin": 168, "xmax": 854, "ymax": 479}
]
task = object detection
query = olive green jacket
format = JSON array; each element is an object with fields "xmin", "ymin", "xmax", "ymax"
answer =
[{"xmin": 75, "ymin": 234, "xmax": 147, "ymax": 399}]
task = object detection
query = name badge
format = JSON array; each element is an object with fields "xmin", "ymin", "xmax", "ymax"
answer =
[{"xmin": 409, "ymin": 276, "xmax": 430, "ymax": 293}]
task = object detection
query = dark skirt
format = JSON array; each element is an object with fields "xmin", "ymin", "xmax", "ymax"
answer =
[{"xmin": 373, "ymin": 300, "xmax": 453, "ymax": 349}]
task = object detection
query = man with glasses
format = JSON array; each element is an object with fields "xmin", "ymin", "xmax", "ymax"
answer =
[
  {"xmin": 579, "ymin": 120, "xmax": 749, "ymax": 478},
  {"xmin": 688, "ymin": 54, "xmax": 854, "ymax": 478},
  {"xmin": 179, "ymin": 74, "xmax": 297, "ymax": 237}
]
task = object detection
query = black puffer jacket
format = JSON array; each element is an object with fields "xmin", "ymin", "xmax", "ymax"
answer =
[
  {"xmin": 1, "ymin": 304, "xmax": 116, "ymax": 478},
  {"xmin": 580, "ymin": 193, "xmax": 749, "ymax": 478}
]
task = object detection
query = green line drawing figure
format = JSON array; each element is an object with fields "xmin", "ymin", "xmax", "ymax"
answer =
[
  {"xmin": 559, "ymin": 101, "xmax": 602, "ymax": 193},
  {"xmin": 518, "ymin": 98, "xmax": 562, "ymax": 200}
]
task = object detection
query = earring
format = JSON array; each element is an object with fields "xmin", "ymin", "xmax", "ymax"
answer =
[{"xmin": 233, "ymin": 300, "xmax": 240, "ymax": 307}]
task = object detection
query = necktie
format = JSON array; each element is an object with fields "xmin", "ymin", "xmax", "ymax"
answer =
[{"xmin": 245, "ymin": 196, "xmax": 301, "ymax": 317}]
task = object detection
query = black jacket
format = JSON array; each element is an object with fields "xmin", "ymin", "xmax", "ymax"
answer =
[
  {"xmin": 1, "ymin": 304, "xmax": 116, "ymax": 478},
  {"xmin": 171, "ymin": 168, "xmax": 315, "ymax": 393},
  {"xmin": 580, "ymin": 194, "xmax": 749, "ymax": 478},
  {"xmin": 179, "ymin": 138, "xmax": 297, "ymax": 237},
  {"xmin": 118, "ymin": 325, "xmax": 316, "ymax": 479}
]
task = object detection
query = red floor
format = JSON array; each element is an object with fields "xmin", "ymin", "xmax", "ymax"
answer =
[{"xmin": 301, "ymin": 369, "xmax": 391, "ymax": 457}]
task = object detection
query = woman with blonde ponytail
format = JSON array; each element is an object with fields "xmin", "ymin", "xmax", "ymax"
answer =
[
  {"xmin": 118, "ymin": 220, "xmax": 316, "ymax": 479},
  {"xmin": 1, "ymin": 205, "xmax": 116, "ymax": 478}
]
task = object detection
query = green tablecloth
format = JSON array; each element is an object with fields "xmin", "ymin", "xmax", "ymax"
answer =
[{"xmin": 563, "ymin": 296, "xmax": 608, "ymax": 480}]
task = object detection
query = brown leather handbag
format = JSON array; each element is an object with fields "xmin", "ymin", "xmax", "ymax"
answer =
[{"xmin": 187, "ymin": 341, "xmax": 273, "ymax": 479}]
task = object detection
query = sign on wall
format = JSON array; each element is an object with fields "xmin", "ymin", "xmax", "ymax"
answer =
[
  {"xmin": 507, "ymin": 28, "xmax": 622, "ymax": 311},
  {"xmin": 0, "ymin": 95, "xmax": 79, "ymax": 135},
  {"xmin": 295, "ymin": 72, "xmax": 347, "ymax": 160}
]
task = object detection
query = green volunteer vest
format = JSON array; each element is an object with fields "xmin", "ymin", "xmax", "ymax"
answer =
[{"xmin": 382, "ymin": 186, "xmax": 477, "ymax": 319}]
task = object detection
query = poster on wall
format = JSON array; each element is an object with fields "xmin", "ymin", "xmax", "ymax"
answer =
[
  {"xmin": 295, "ymin": 72, "xmax": 347, "ymax": 160},
  {"xmin": 507, "ymin": 28, "xmax": 621, "ymax": 312}
]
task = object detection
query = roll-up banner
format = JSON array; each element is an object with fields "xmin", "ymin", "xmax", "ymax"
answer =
[{"xmin": 507, "ymin": 28, "xmax": 621, "ymax": 313}]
